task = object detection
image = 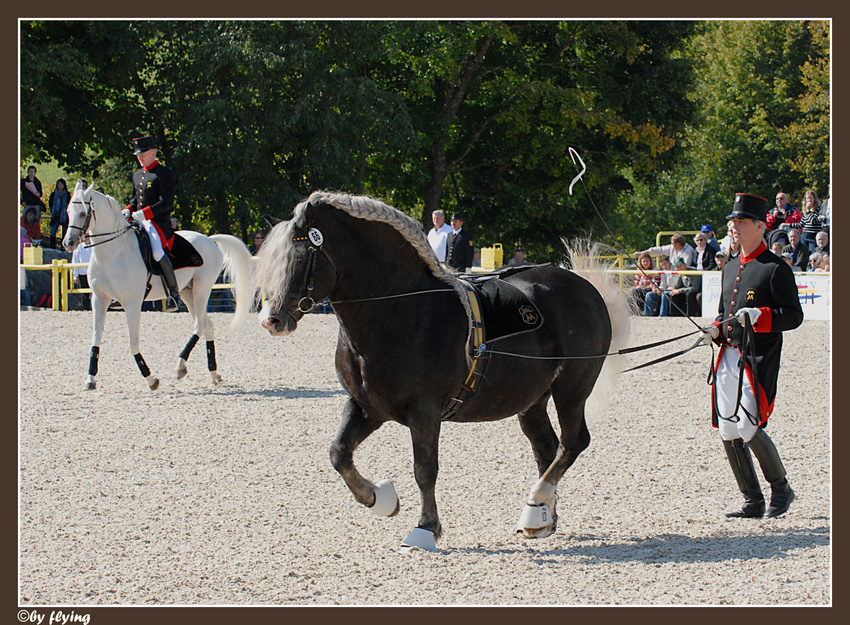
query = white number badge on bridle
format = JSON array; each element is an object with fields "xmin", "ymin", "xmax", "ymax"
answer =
[{"xmin": 308, "ymin": 228, "xmax": 324, "ymax": 247}]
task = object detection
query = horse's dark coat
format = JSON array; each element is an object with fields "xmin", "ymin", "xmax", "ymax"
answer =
[{"xmin": 262, "ymin": 198, "xmax": 618, "ymax": 544}]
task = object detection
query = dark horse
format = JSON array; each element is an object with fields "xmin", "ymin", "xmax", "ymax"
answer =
[{"xmin": 256, "ymin": 192, "xmax": 630, "ymax": 551}]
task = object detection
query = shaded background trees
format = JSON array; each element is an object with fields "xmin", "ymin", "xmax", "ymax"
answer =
[{"xmin": 21, "ymin": 19, "xmax": 829, "ymax": 259}]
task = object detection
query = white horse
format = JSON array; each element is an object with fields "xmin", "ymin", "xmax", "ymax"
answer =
[{"xmin": 63, "ymin": 180, "xmax": 255, "ymax": 390}]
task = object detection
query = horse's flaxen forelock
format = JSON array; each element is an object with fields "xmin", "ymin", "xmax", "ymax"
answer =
[{"xmin": 254, "ymin": 191, "xmax": 474, "ymax": 362}]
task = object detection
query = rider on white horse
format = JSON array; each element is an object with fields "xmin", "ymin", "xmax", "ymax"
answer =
[{"xmin": 122, "ymin": 135, "xmax": 181, "ymax": 312}]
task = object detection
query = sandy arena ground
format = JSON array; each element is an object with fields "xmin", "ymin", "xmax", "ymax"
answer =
[{"xmin": 18, "ymin": 309, "xmax": 831, "ymax": 606}]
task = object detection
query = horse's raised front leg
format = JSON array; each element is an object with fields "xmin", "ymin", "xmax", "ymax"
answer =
[
  {"xmin": 124, "ymin": 304, "xmax": 159, "ymax": 390},
  {"xmin": 329, "ymin": 398, "xmax": 397, "ymax": 515},
  {"xmin": 85, "ymin": 292, "xmax": 110, "ymax": 390},
  {"xmin": 402, "ymin": 412, "xmax": 442, "ymax": 552}
]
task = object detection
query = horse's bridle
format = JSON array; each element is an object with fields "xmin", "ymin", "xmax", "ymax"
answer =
[
  {"xmin": 286, "ymin": 227, "xmax": 339, "ymax": 314},
  {"xmin": 68, "ymin": 196, "xmax": 134, "ymax": 247}
]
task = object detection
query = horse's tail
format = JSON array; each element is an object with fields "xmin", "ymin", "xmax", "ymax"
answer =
[
  {"xmin": 209, "ymin": 234, "xmax": 256, "ymax": 329},
  {"xmin": 560, "ymin": 239, "xmax": 631, "ymax": 420}
]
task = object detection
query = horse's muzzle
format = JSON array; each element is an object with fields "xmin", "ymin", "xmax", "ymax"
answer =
[{"xmin": 259, "ymin": 304, "xmax": 302, "ymax": 336}]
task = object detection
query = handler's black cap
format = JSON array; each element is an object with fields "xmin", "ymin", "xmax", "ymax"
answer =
[
  {"xmin": 132, "ymin": 135, "xmax": 156, "ymax": 155},
  {"xmin": 726, "ymin": 193, "xmax": 768, "ymax": 222},
  {"xmin": 450, "ymin": 213, "xmax": 464, "ymax": 221}
]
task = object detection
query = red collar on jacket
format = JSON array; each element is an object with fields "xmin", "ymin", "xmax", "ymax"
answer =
[
  {"xmin": 741, "ymin": 241, "xmax": 767, "ymax": 264},
  {"xmin": 143, "ymin": 160, "xmax": 160, "ymax": 172}
]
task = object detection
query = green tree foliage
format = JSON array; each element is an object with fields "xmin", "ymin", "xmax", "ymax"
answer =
[
  {"xmin": 21, "ymin": 20, "xmax": 828, "ymax": 260},
  {"xmin": 614, "ymin": 20, "xmax": 830, "ymax": 249}
]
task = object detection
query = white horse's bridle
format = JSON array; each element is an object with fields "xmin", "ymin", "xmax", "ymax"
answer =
[{"xmin": 69, "ymin": 194, "xmax": 133, "ymax": 247}]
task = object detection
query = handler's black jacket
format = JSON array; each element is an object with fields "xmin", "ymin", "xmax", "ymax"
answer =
[
  {"xmin": 710, "ymin": 242, "xmax": 803, "ymax": 426},
  {"xmin": 447, "ymin": 228, "xmax": 474, "ymax": 271},
  {"xmin": 129, "ymin": 161, "xmax": 176, "ymax": 243}
]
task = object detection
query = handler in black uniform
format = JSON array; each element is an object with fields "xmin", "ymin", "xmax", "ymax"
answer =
[
  {"xmin": 701, "ymin": 193, "xmax": 803, "ymax": 518},
  {"xmin": 446, "ymin": 213, "xmax": 474, "ymax": 272},
  {"xmin": 123, "ymin": 135, "xmax": 181, "ymax": 311}
]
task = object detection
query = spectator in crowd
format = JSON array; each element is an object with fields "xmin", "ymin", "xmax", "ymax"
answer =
[
  {"xmin": 808, "ymin": 251, "xmax": 824, "ymax": 272},
  {"xmin": 643, "ymin": 255, "xmax": 676, "ymax": 316},
  {"xmin": 507, "ymin": 248, "xmax": 530, "ymax": 266},
  {"xmin": 814, "ymin": 230, "xmax": 829, "ymax": 257},
  {"xmin": 693, "ymin": 232, "xmax": 719, "ymax": 271},
  {"xmin": 20, "ymin": 263, "xmax": 31, "ymax": 308},
  {"xmin": 446, "ymin": 213, "xmax": 474, "ymax": 272},
  {"xmin": 170, "ymin": 216, "xmax": 180, "ymax": 231},
  {"xmin": 427, "ymin": 209, "xmax": 453, "ymax": 263},
  {"xmin": 765, "ymin": 192, "xmax": 801, "ymax": 231},
  {"xmin": 701, "ymin": 224, "xmax": 720, "ymax": 250},
  {"xmin": 780, "ymin": 252, "xmax": 799, "ymax": 272},
  {"xmin": 799, "ymin": 189, "xmax": 824, "ymax": 255},
  {"xmin": 636, "ymin": 233, "xmax": 695, "ymax": 268},
  {"xmin": 20, "ymin": 226, "xmax": 31, "ymax": 261},
  {"xmin": 715, "ymin": 250, "xmax": 728, "ymax": 270},
  {"xmin": 20, "ymin": 165, "xmax": 45, "ymax": 217},
  {"xmin": 664, "ymin": 257, "xmax": 702, "ymax": 317},
  {"xmin": 20, "ymin": 206, "xmax": 42, "ymax": 247},
  {"xmin": 771, "ymin": 241, "xmax": 785, "ymax": 256},
  {"xmin": 48, "ymin": 178, "xmax": 70, "ymax": 249},
  {"xmin": 72, "ymin": 233, "xmax": 93, "ymax": 310},
  {"xmin": 472, "ymin": 248, "xmax": 481, "ymax": 268},
  {"xmin": 627, "ymin": 252, "xmax": 660, "ymax": 314},
  {"xmin": 819, "ymin": 254, "xmax": 830, "ymax": 272},
  {"xmin": 250, "ymin": 230, "xmax": 264, "ymax": 255},
  {"xmin": 782, "ymin": 227, "xmax": 809, "ymax": 272},
  {"xmin": 820, "ymin": 185, "xmax": 830, "ymax": 235}
]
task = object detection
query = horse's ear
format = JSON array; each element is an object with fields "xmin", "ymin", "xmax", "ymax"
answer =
[
  {"xmin": 263, "ymin": 214, "xmax": 282, "ymax": 227},
  {"xmin": 73, "ymin": 179, "xmax": 87, "ymax": 194}
]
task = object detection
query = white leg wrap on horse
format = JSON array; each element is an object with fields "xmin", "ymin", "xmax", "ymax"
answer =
[
  {"xmin": 401, "ymin": 527, "xmax": 437, "ymax": 552},
  {"xmin": 517, "ymin": 502, "xmax": 554, "ymax": 538},
  {"xmin": 368, "ymin": 479, "xmax": 399, "ymax": 517},
  {"xmin": 85, "ymin": 375, "xmax": 96, "ymax": 390}
]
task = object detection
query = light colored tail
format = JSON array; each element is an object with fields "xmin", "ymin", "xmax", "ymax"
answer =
[
  {"xmin": 210, "ymin": 234, "xmax": 256, "ymax": 329},
  {"xmin": 560, "ymin": 239, "xmax": 631, "ymax": 421}
]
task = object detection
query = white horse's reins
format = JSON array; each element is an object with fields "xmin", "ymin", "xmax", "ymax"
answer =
[{"xmin": 69, "ymin": 198, "xmax": 134, "ymax": 247}]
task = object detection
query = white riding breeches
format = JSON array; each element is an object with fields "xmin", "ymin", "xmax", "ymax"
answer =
[
  {"xmin": 140, "ymin": 220, "xmax": 165, "ymax": 261},
  {"xmin": 715, "ymin": 347, "xmax": 759, "ymax": 443}
]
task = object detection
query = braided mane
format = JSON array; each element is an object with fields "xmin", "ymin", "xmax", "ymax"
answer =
[{"xmin": 255, "ymin": 191, "xmax": 474, "ymax": 350}]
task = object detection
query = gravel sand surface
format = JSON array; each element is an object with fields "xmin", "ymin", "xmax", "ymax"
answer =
[{"xmin": 19, "ymin": 310, "xmax": 831, "ymax": 605}]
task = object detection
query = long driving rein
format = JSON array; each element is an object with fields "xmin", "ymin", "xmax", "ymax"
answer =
[{"xmin": 283, "ymin": 224, "xmax": 710, "ymax": 373}]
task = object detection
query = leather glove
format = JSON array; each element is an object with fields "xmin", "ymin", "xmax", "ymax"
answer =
[
  {"xmin": 122, "ymin": 208, "xmax": 133, "ymax": 221},
  {"xmin": 735, "ymin": 307, "xmax": 762, "ymax": 326},
  {"xmin": 700, "ymin": 324, "xmax": 720, "ymax": 345}
]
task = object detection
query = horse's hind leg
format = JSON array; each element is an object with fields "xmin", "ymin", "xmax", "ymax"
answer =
[
  {"xmin": 329, "ymin": 398, "xmax": 396, "ymax": 514},
  {"xmin": 516, "ymin": 393, "xmax": 561, "ymax": 536},
  {"xmin": 517, "ymin": 381, "xmax": 593, "ymax": 539}
]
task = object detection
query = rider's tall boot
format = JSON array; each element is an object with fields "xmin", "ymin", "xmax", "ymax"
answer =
[
  {"xmin": 748, "ymin": 429, "xmax": 795, "ymax": 518},
  {"xmin": 157, "ymin": 255, "xmax": 182, "ymax": 312}
]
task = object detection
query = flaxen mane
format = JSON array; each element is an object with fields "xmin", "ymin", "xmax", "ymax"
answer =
[{"xmin": 255, "ymin": 191, "xmax": 474, "ymax": 355}]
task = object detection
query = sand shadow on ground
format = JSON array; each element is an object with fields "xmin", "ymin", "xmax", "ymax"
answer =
[
  {"xmin": 179, "ymin": 386, "xmax": 348, "ymax": 399},
  {"xmin": 456, "ymin": 525, "xmax": 830, "ymax": 564}
]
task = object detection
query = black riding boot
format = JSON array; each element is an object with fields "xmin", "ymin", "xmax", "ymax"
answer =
[
  {"xmin": 748, "ymin": 429, "xmax": 795, "ymax": 518},
  {"xmin": 723, "ymin": 438, "xmax": 765, "ymax": 518},
  {"xmin": 157, "ymin": 255, "xmax": 182, "ymax": 312}
]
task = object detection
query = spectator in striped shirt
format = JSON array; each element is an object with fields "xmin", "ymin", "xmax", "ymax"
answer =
[
  {"xmin": 799, "ymin": 189, "xmax": 824, "ymax": 255},
  {"xmin": 627, "ymin": 252, "xmax": 660, "ymax": 314}
]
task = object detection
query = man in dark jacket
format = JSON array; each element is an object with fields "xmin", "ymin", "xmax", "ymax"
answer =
[
  {"xmin": 701, "ymin": 193, "xmax": 803, "ymax": 519},
  {"xmin": 123, "ymin": 135, "xmax": 181, "ymax": 311},
  {"xmin": 446, "ymin": 213, "xmax": 474, "ymax": 272}
]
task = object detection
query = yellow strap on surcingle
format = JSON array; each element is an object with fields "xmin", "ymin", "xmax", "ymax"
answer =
[{"xmin": 456, "ymin": 279, "xmax": 486, "ymax": 391}]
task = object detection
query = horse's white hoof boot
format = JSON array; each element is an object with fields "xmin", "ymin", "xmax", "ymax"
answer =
[
  {"xmin": 85, "ymin": 376, "xmax": 96, "ymax": 390},
  {"xmin": 147, "ymin": 376, "xmax": 160, "ymax": 391},
  {"xmin": 176, "ymin": 360, "xmax": 188, "ymax": 380},
  {"xmin": 210, "ymin": 371, "xmax": 222, "ymax": 385},
  {"xmin": 368, "ymin": 479, "xmax": 399, "ymax": 517},
  {"xmin": 516, "ymin": 502, "xmax": 554, "ymax": 539},
  {"xmin": 401, "ymin": 527, "xmax": 437, "ymax": 553}
]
